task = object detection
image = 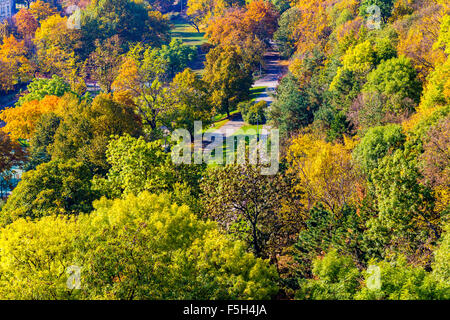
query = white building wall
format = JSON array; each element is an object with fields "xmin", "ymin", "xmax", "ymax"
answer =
[{"xmin": 0, "ymin": 0, "xmax": 14, "ymax": 21}]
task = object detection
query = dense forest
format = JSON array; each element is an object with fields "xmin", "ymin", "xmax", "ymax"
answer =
[{"xmin": 0, "ymin": 0, "xmax": 448, "ymax": 300}]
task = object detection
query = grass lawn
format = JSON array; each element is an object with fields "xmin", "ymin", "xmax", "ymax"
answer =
[
  {"xmin": 204, "ymin": 118, "xmax": 229, "ymax": 133},
  {"xmin": 205, "ymin": 123, "xmax": 269, "ymax": 166},
  {"xmin": 212, "ymin": 109, "xmax": 239, "ymax": 122},
  {"xmin": 232, "ymin": 124, "xmax": 264, "ymax": 136},
  {"xmin": 249, "ymin": 86, "xmax": 267, "ymax": 101},
  {"xmin": 170, "ymin": 17, "xmax": 207, "ymax": 47}
]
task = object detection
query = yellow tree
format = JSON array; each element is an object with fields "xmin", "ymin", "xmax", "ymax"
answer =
[
  {"xmin": 29, "ymin": 0, "xmax": 58, "ymax": 22},
  {"xmin": 206, "ymin": 0, "xmax": 279, "ymax": 45},
  {"xmin": 187, "ymin": 0, "xmax": 231, "ymax": 28},
  {"xmin": 292, "ymin": 0, "xmax": 333, "ymax": 57},
  {"xmin": 112, "ymin": 44, "xmax": 169, "ymax": 136},
  {"xmin": 243, "ymin": 0, "xmax": 279, "ymax": 41},
  {"xmin": 13, "ymin": 8, "xmax": 39, "ymax": 39},
  {"xmin": 0, "ymin": 35, "xmax": 34, "ymax": 92},
  {"xmin": 0, "ymin": 95, "xmax": 62, "ymax": 140},
  {"xmin": 205, "ymin": 7, "xmax": 246, "ymax": 46},
  {"xmin": 396, "ymin": 3, "xmax": 447, "ymax": 81},
  {"xmin": 33, "ymin": 14, "xmax": 81, "ymax": 80},
  {"xmin": 287, "ymin": 132, "xmax": 362, "ymax": 213}
]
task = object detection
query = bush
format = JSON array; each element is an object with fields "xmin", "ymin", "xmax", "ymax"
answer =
[{"xmin": 239, "ymin": 100, "xmax": 267, "ymax": 124}]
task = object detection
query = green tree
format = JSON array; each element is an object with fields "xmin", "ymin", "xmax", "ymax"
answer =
[
  {"xmin": 296, "ymin": 249, "xmax": 361, "ymax": 300},
  {"xmin": 0, "ymin": 215, "xmax": 81, "ymax": 299},
  {"xmin": 78, "ymin": 192, "xmax": 279, "ymax": 299},
  {"xmin": 93, "ymin": 134, "xmax": 205, "ymax": 200},
  {"xmin": 356, "ymin": 256, "xmax": 448, "ymax": 300},
  {"xmin": 273, "ymin": 7, "xmax": 301, "ymax": 58},
  {"xmin": 367, "ymin": 148, "xmax": 441, "ymax": 264},
  {"xmin": 294, "ymin": 205, "xmax": 367, "ymax": 278},
  {"xmin": 201, "ymin": 164, "xmax": 302, "ymax": 260},
  {"xmin": 0, "ymin": 159, "xmax": 97, "ymax": 226},
  {"xmin": 238, "ymin": 100, "xmax": 267, "ymax": 125},
  {"xmin": 157, "ymin": 39, "xmax": 197, "ymax": 78},
  {"xmin": 363, "ymin": 56, "xmax": 422, "ymax": 114},
  {"xmin": 267, "ymin": 73, "xmax": 312, "ymax": 136},
  {"xmin": 16, "ymin": 75, "xmax": 71, "ymax": 106},
  {"xmin": 353, "ymin": 124, "xmax": 406, "ymax": 175},
  {"xmin": 203, "ymin": 46, "xmax": 253, "ymax": 117},
  {"xmin": 359, "ymin": 0, "xmax": 395, "ymax": 23},
  {"xmin": 25, "ymin": 113, "xmax": 62, "ymax": 170},
  {"xmin": 165, "ymin": 68, "xmax": 212, "ymax": 135},
  {"xmin": 0, "ymin": 193, "xmax": 279, "ymax": 299}
]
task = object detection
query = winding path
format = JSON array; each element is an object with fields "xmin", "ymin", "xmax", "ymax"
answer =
[{"xmin": 208, "ymin": 43, "xmax": 285, "ymax": 139}]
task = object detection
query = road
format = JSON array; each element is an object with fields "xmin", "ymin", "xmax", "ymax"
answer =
[
  {"xmin": 210, "ymin": 43, "xmax": 286, "ymax": 139},
  {"xmin": 202, "ymin": 44, "xmax": 286, "ymax": 155}
]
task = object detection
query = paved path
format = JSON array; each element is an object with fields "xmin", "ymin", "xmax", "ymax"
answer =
[
  {"xmin": 206, "ymin": 112, "xmax": 245, "ymax": 138},
  {"xmin": 202, "ymin": 45, "xmax": 286, "ymax": 155},
  {"xmin": 209, "ymin": 44, "xmax": 285, "ymax": 138},
  {"xmin": 253, "ymin": 46, "xmax": 286, "ymax": 105}
]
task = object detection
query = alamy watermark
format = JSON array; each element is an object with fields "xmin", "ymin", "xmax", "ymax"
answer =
[
  {"xmin": 366, "ymin": 264, "xmax": 382, "ymax": 290},
  {"xmin": 66, "ymin": 265, "xmax": 81, "ymax": 290},
  {"xmin": 366, "ymin": 5, "xmax": 382, "ymax": 30},
  {"xmin": 66, "ymin": 5, "xmax": 81, "ymax": 30},
  {"xmin": 171, "ymin": 121, "xmax": 280, "ymax": 175}
]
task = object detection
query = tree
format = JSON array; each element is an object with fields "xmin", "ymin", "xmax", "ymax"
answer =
[
  {"xmin": 0, "ymin": 132, "xmax": 27, "ymax": 197},
  {"xmin": 93, "ymin": 134, "xmax": 204, "ymax": 199},
  {"xmin": 33, "ymin": 14, "xmax": 81, "ymax": 79},
  {"xmin": 359, "ymin": 0, "xmax": 395, "ymax": 23},
  {"xmin": 274, "ymin": 7, "xmax": 302, "ymax": 58},
  {"xmin": 239, "ymin": 100, "xmax": 267, "ymax": 125},
  {"xmin": 112, "ymin": 43, "xmax": 168, "ymax": 137},
  {"xmin": 50, "ymin": 93, "xmax": 142, "ymax": 174},
  {"xmin": 205, "ymin": 7, "xmax": 247, "ymax": 46},
  {"xmin": 83, "ymin": 35, "xmax": 123, "ymax": 93},
  {"xmin": 290, "ymin": 0, "xmax": 332, "ymax": 57},
  {"xmin": 431, "ymin": 222, "xmax": 450, "ymax": 289},
  {"xmin": 0, "ymin": 159, "xmax": 97, "ymax": 226},
  {"xmin": 419, "ymin": 118, "xmax": 450, "ymax": 213},
  {"xmin": 0, "ymin": 132, "xmax": 26, "ymax": 173},
  {"xmin": 25, "ymin": 113, "xmax": 62, "ymax": 170},
  {"xmin": 165, "ymin": 68, "xmax": 212, "ymax": 135},
  {"xmin": 287, "ymin": 133, "xmax": 362, "ymax": 213},
  {"xmin": 202, "ymin": 45, "xmax": 253, "ymax": 117},
  {"xmin": 28, "ymin": 0, "xmax": 57, "ymax": 22},
  {"xmin": 353, "ymin": 124, "xmax": 406, "ymax": 175},
  {"xmin": 204, "ymin": 1, "xmax": 276, "ymax": 71},
  {"xmin": 296, "ymin": 249, "xmax": 361, "ymax": 300},
  {"xmin": 396, "ymin": 3, "xmax": 446, "ymax": 81},
  {"xmin": 294, "ymin": 205, "xmax": 367, "ymax": 278},
  {"xmin": 157, "ymin": 39, "xmax": 197, "ymax": 78},
  {"xmin": 268, "ymin": 73, "xmax": 313, "ymax": 136},
  {"xmin": 0, "ymin": 215, "xmax": 81, "ymax": 299},
  {"xmin": 80, "ymin": 0, "xmax": 170, "ymax": 56},
  {"xmin": 0, "ymin": 95, "xmax": 62, "ymax": 140},
  {"xmin": 79, "ymin": 192, "xmax": 278, "ymax": 299},
  {"xmin": 13, "ymin": 8, "xmax": 39, "ymax": 39},
  {"xmin": 244, "ymin": 0, "xmax": 279, "ymax": 42},
  {"xmin": 368, "ymin": 148, "xmax": 441, "ymax": 264},
  {"xmin": 0, "ymin": 35, "xmax": 34, "ymax": 92},
  {"xmin": 329, "ymin": 40, "xmax": 381, "ymax": 111},
  {"xmin": 363, "ymin": 56, "xmax": 422, "ymax": 114},
  {"xmin": 201, "ymin": 164, "xmax": 303, "ymax": 261},
  {"xmin": 16, "ymin": 75, "xmax": 71, "ymax": 106},
  {"xmin": 355, "ymin": 256, "xmax": 448, "ymax": 300},
  {"xmin": 187, "ymin": 0, "xmax": 240, "ymax": 27}
]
